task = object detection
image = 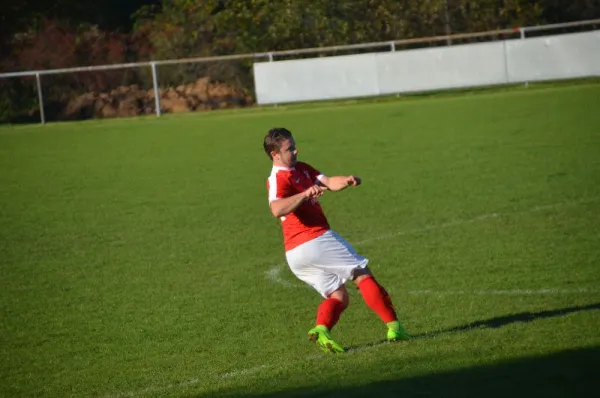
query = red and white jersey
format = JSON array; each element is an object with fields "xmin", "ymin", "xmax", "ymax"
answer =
[{"xmin": 267, "ymin": 161, "xmax": 330, "ymax": 251}]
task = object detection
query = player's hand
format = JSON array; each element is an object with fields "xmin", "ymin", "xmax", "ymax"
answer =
[
  {"xmin": 304, "ymin": 185, "xmax": 326, "ymax": 199},
  {"xmin": 347, "ymin": 176, "xmax": 361, "ymax": 186}
]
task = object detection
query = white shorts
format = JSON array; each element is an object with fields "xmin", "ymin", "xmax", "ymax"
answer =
[{"xmin": 285, "ymin": 230, "xmax": 369, "ymax": 298}]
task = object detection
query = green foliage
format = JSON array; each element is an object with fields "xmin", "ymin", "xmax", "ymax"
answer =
[
  {"xmin": 133, "ymin": 0, "xmax": 226, "ymax": 86},
  {"xmin": 0, "ymin": 79, "xmax": 38, "ymax": 123},
  {"xmin": 135, "ymin": 0, "xmax": 554, "ymax": 59}
]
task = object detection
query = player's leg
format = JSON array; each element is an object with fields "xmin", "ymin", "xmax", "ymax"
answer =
[
  {"xmin": 285, "ymin": 236, "xmax": 347, "ymax": 353},
  {"xmin": 302, "ymin": 230, "xmax": 408, "ymax": 342},
  {"xmin": 308, "ymin": 285, "xmax": 348, "ymax": 354},
  {"xmin": 352, "ymin": 268, "xmax": 410, "ymax": 341},
  {"xmin": 312, "ymin": 229, "xmax": 409, "ymax": 342},
  {"xmin": 315, "ymin": 284, "xmax": 349, "ymax": 331}
]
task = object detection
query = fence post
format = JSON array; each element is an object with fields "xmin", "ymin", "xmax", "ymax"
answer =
[
  {"xmin": 150, "ymin": 62, "xmax": 161, "ymax": 117},
  {"xmin": 267, "ymin": 53, "xmax": 278, "ymax": 108},
  {"xmin": 519, "ymin": 28, "xmax": 529, "ymax": 88},
  {"xmin": 35, "ymin": 73, "xmax": 45, "ymax": 125},
  {"xmin": 390, "ymin": 42, "xmax": 400, "ymax": 97},
  {"xmin": 502, "ymin": 40, "xmax": 510, "ymax": 85}
]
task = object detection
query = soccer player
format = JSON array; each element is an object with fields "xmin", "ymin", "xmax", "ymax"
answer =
[{"xmin": 264, "ymin": 127, "xmax": 410, "ymax": 354}]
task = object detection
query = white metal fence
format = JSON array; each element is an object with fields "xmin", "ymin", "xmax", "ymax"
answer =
[
  {"xmin": 254, "ymin": 30, "xmax": 600, "ymax": 104},
  {"xmin": 1, "ymin": 18, "xmax": 599, "ymax": 125}
]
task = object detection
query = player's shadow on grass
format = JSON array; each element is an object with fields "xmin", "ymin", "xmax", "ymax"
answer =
[
  {"xmin": 205, "ymin": 346, "xmax": 600, "ymax": 398},
  {"xmin": 346, "ymin": 302, "xmax": 600, "ymax": 352}
]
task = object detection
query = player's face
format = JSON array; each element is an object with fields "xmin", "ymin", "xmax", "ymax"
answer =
[{"xmin": 274, "ymin": 138, "xmax": 298, "ymax": 167}]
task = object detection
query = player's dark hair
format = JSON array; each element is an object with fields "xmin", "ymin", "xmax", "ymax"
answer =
[{"xmin": 263, "ymin": 128, "xmax": 293, "ymax": 159}]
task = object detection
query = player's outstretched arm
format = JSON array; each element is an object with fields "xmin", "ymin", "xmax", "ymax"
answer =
[
  {"xmin": 318, "ymin": 175, "xmax": 361, "ymax": 192},
  {"xmin": 270, "ymin": 185, "xmax": 325, "ymax": 218}
]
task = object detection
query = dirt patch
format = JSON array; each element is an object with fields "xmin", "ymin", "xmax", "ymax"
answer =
[{"xmin": 61, "ymin": 77, "xmax": 254, "ymax": 120}]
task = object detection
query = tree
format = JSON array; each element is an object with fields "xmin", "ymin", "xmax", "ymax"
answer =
[{"xmin": 540, "ymin": 0, "xmax": 600, "ymax": 23}]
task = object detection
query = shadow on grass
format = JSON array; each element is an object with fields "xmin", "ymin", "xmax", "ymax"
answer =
[
  {"xmin": 345, "ymin": 302, "xmax": 600, "ymax": 352},
  {"xmin": 204, "ymin": 346, "xmax": 600, "ymax": 397},
  {"xmin": 195, "ymin": 303, "xmax": 599, "ymax": 398}
]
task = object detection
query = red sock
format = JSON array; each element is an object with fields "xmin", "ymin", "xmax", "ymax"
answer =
[
  {"xmin": 316, "ymin": 297, "xmax": 345, "ymax": 330},
  {"xmin": 357, "ymin": 276, "xmax": 397, "ymax": 323}
]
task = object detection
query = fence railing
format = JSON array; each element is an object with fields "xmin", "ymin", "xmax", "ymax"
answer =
[{"xmin": 2, "ymin": 18, "xmax": 599, "ymax": 125}]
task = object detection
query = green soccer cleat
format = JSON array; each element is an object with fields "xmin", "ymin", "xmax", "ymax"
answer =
[
  {"xmin": 386, "ymin": 321, "xmax": 410, "ymax": 342},
  {"xmin": 308, "ymin": 325, "xmax": 345, "ymax": 354}
]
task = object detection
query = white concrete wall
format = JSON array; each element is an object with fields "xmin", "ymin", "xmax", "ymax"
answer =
[
  {"xmin": 375, "ymin": 41, "xmax": 509, "ymax": 95},
  {"xmin": 253, "ymin": 54, "xmax": 378, "ymax": 104},
  {"xmin": 505, "ymin": 31, "xmax": 600, "ymax": 83},
  {"xmin": 253, "ymin": 31, "xmax": 600, "ymax": 104}
]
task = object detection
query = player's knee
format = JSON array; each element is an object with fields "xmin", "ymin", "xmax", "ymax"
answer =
[
  {"xmin": 338, "ymin": 293, "xmax": 350, "ymax": 309},
  {"xmin": 352, "ymin": 267, "xmax": 373, "ymax": 286},
  {"xmin": 339, "ymin": 293, "xmax": 349, "ymax": 309},
  {"xmin": 329, "ymin": 289, "xmax": 349, "ymax": 309}
]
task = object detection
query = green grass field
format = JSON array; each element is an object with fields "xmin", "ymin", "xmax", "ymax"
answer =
[{"xmin": 1, "ymin": 83, "xmax": 600, "ymax": 397}]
